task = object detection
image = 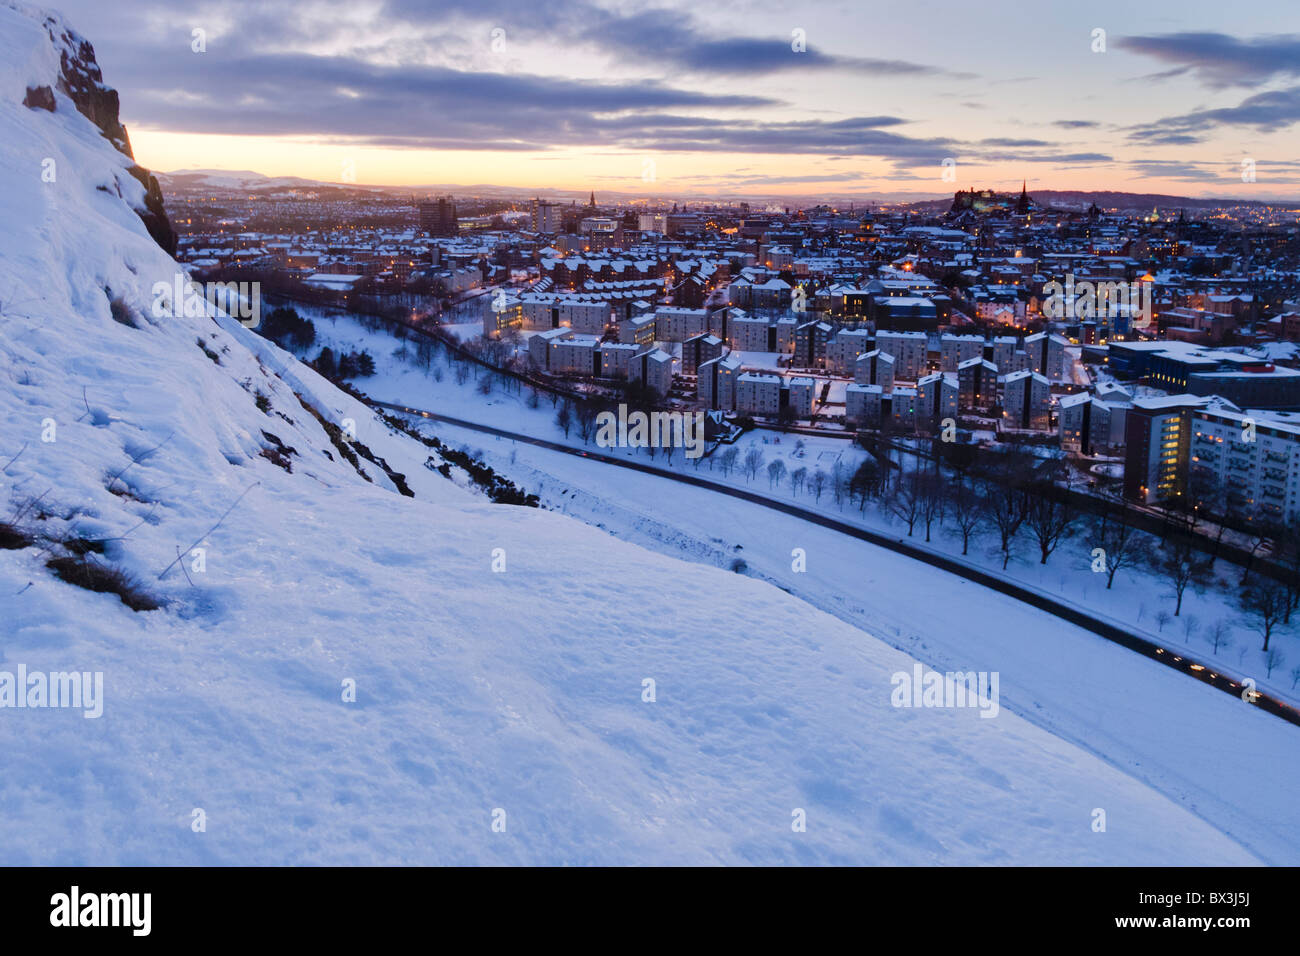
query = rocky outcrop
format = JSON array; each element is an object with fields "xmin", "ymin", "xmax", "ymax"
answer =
[
  {"xmin": 36, "ymin": 13, "xmax": 177, "ymax": 255},
  {"xmin": 125, "ymin": 165, "xmax": 179, "ymax": 255},
  {"xmin": 45, "ymin": 19, "xmax": 131, "ymax": 151},
  {"xmin": 23, "ymin": 84, "xmax": 55, "ymax": 111}
]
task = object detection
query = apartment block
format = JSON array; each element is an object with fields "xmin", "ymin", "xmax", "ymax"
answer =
[
  {"xmin": 826, "ymin": 329, "xmax": 874, "ymax": 375},
  {"xmin": 875, "ymin": 330, "xmax": 929, "ymax": 381},
  {"xmin": 854, "ymin": 349, "xmax": 895, "ymax": 390},
  {"xmin": 957, "ymin": 357, "xmax": 998, "ymax": 410},
  {"xmin": 527, "ymin": 327, "xmax": 572, "ymax": 369},
  {"xmin": 598, "ymin": 342, "xmax": 641, "ymax": 379},
  {"xmin": 1123, "ymin": 395, "xmax": 1221, "ymax": 504},
  {"xmin": 940, "ymin": 334, "xmax": 985, "ymax": 372},
  {"xmin": 1059, "ymin": 387, "xmax": 1131, "ymax": 454},
  {"xmin": 517, "ymin": 293, "xmax": 611, "ymax": 334},
  {"xmin": 845, "ymin": 383, "xmax": 884, "ymax": 427},
  {"xmin": 654, "ymin": 307, "xmax": 709, "ymax": 343},
  {"xmin": 793, "ymin": 321, "xmax": 833, "ymax": 369},
  {"xmin": 1023, "ymin": 331, "xmax": 1069, "ymax": 382},
  {"xmin": 736, "ymin": 372, "xmax": 783, "ymax": 417},
  {"xmin": 618, "ymin": 314, "xmax": 657, "ymax": 346},
  {"xmin": 787, "ymin": 376, "xmax": 816, "ymax": 418},
  {"xmin": 1190, "ymin": 408, "xmax": 1300, "ymax": 523},
  {"xmin": 548, "ymin": 335, "xmax": 601, "ymax": 376},
  {"xmin": 698, "ymin": 352, "xmax": 743, "ymax": 411},
  {"xmin": 628, "ymin": 348, "xmax": 675, "ymax": 397},
  {"xmin": 1002, "ymin": 370, "xmax": 1052, "ymax": 431},
  {"xmin": 680, "ymin": 333, "xmax": 725, "ymax": 376},
  {"xmin": 729, "ymin": 315, "xmax": 774, "ymax": 352},
  {"xmin": 775, "ymin": 317, "xmax": 798, "ymax": 354}
]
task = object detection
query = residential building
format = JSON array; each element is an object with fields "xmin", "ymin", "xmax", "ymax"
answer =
[
  {"xmin": 941, "ymin": 334, "xmax": 984, "ymax": 372},
  {"xmin": 1001, "ymin": 370, "xmax": 1052, "ymax": 431},
  {"xmin": 654, "ymin": 306, "xmax": 709, "ymax": 342},
  {"xmin": 854, "ymin": 349, "xmax": 895, "ymax": 390},
  {"xmin": 680, "ymin": 333, "xmax": 724, "ymax": 376},
  {"xmin": 845, "ymin": 383, "xmax": 885, "ymax": 427},
  {"xmin": 875, "ymin": 330, "xmax": 928, "ymax": 381},
  {"xmin": 826, "ymin": 329, "xmax": 874, "ymax": 375},
  {"xmin": 957, "ymin": 357, "xmax": 998, "ymax": 410},
  {"xmin": 698, "ymin": 353, "xmax": 743, "ymax": 410}
]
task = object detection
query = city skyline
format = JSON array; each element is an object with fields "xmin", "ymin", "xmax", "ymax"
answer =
[{"xmin": 42, "ymin": 0, "xmax": 1300, "ymax": 199}]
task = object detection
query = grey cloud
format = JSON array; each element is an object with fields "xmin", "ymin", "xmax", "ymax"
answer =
[
  {"xmin": 1119, "ymin": 32, "xmax": 1300, "ymax": 88},
  {"xmin": 1130, "ymin": 86, "xmax": 1300, "ymax": 141}
]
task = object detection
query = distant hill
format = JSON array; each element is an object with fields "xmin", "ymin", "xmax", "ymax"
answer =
[
  {"xmin": 157, "ymin": 169, "xmax": 393, "ymax": 196},
  {"xmin": 908, "ymin": 190, "xmax": 1299, "ymax": 215},
  {"xmin": 154, "ymin": 169, "xmax": 1300, "ymax": 210}
]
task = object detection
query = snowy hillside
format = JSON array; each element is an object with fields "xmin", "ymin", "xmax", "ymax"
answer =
[
  {"xmin": 156, "ymin": 169, "xmax": 360, "ymax": 192},
  {"xmin": 0, "ymin": 3, "xmax": 1262, "ymax": 864}
]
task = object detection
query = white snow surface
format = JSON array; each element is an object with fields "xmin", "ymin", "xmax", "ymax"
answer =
[{"xmin": 0, "ymin": 3, "xmax": 1268, "ymax": 864}]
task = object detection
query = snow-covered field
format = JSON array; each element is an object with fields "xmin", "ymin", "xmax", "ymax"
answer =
[{"xmin": 0, "ymin": 2, "xmax": 1289, "ymax": 866}]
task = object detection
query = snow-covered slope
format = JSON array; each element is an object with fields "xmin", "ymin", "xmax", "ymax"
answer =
[{"xmin": 0, "ymin": 3, "xmax": 1261, "ymax": 864}]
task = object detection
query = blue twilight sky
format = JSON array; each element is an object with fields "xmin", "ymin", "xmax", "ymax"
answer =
[{"xmin": 41, "ymin": 0, "xmax": 1300, "ymax": 198}]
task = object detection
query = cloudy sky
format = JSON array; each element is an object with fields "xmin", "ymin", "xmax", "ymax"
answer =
[{"xmin": 46, "ymin": 0, "xmax": 1300, "ymax": 198}]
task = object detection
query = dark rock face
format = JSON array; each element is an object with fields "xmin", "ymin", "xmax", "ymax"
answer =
[
  {"xmin": 23, "ymin": 85, "xmax": 56, "ymax": 111},
  {"xmin": 39, "ymin": 15, "xmax": 177, "ymax": 255},
  {"xmin": 50, "ymin": 27, "xmax": 131, "ymax": 153},
  {"xmin": 126, "ymin": 165, "xmax": 179, "ymax": 256}
]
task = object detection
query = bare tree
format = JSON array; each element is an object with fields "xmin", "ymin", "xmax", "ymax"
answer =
[
  {"xmin": 1089, "ymin": 510, "xmax": 1141, "ymax": 590},
  {"xmin": 1290, "ymin": 665, "xmax": 1300, "ymax": 690},
  {"xmin": 1024, "ymin": 490, "xmax": 1074, "ymax": 565},
  {"xmin": 1182, "ymin": 614, "xmax": 1199, "ymax": 645},
  {"xmin": 849, "ymin": 457, "xmax": 884, "ymax": 514},
  {"xmin": 887, "ymin": 469, "xmax": 924, "ymax": 537},
  {"xmin": 948, "ymin": 480, "xmax": 985, "ymax": 555},
  {"xmin": 1240, "ymin": 513, "xmax": 1272, "ymax": 585},
  {"xmin": 575, "ymin": 402, "xmax": 600, "ymax": 443},
  {"xmin": 918, "ymin": 472, "xmax": 945, "ymax": 543},
  {"xmin": 554, "ymin": 401, "xmax": 574, "ymax": 438},
  {"xmin": 1209, "ymin": 621, "xmax": 1233, "ymax": 656},
  {"xmin": 742, "ymin": 447, "xmax": 765, "ymax": 482},
  {"xmin": 717, "ymin": 445, "xmax": 740, "ymax": 476},
  {"xmin": 809, "ymin": 468, "xmax": 828, "ymax": 502},
  {"xmin": 1240, "ymin": 579, "xmax": 1289, "ymax": 651},
  {"xmin": 767, "ymin": 458, "xmax": 787, "ymax": 490},
  {"xmin": 1158, "ymin": 536, "xmax": 1210, "ymax": 616},
  {"xmin": 985, "ymin": 481, "xmax": 1026, "ymax": 570},
  {"xmin": 1264, "ymin": 647, "xmax": 1286, "ymax": 678},
  {"xmin": 790, "ymin": 466, "xmax": 807, "ymax": 496},
  {"xmin": 1273, "ymin": 518, "xmax": 1300, "ymax": 623}
]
